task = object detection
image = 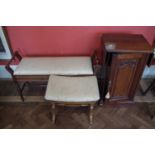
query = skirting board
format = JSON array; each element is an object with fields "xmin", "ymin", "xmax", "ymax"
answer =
[
  {"xmin": 0, "ymin": 96, "xmax": 45, "ymax": 103},
  {"xmin": 0, "ymin": 95, "xmax": 154, "ymax": 103},
  {"xmin": 0, "ymin": 65, "xmax": 155, "ymax": 79}
]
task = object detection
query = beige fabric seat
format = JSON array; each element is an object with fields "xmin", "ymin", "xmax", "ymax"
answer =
[
  {"xmin": 45, "ymin": 75, "xmax": 100, "ymax": 102},
  {"xmin": 14, "ymin": 57, "xmax": 93, "ymax": 76},
  {"xmin": 44, "ymin": 75, "xmax": 100, "ymax": 127}
]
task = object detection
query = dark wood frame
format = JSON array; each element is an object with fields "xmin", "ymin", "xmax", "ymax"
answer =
[
  {"xmin": 101, "ymin": 34, "xmax": 153, "ymax": 105},
  {"xmin": 5, "ymin": 50, "xmax": 99, "ymax": 102}
]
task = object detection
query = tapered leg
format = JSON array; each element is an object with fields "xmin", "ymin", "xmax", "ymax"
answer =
[
  {"xmin": 89, "ymin": 104, "xmax": 94, "ymax": 128},
  {"xmin": 52, "ymin": 103, "xmax": 56, "ymax": 124},
  {"xmin": 14, "ymin": 79, "xmax": 24, "ymax": 102}
]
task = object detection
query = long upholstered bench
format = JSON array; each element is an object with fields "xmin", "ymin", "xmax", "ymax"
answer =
[
  {"xmin": 6, "ymin": 51, "xmax": 98, "ymax": 101},
  {"xmin": 14, "ymin": 57, "xmax": 93, "ymax": 76}
]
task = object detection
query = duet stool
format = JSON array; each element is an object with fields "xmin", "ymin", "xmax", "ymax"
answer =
[{"xmin": 45, "ymin": 75, "xmax": 100, "ymax": 127}]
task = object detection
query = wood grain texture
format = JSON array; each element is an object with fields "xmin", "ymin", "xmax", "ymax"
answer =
[
  {"xmin": 0, "ymin": 102, "xmax": 155, "ymax": 129},
  {"xmin": 102, "ymin": 34, "xmax": 152, "ymax": 53},
  {"xmin": 102, "ymin": 34, "xmax": 152, "ymax": 104}
]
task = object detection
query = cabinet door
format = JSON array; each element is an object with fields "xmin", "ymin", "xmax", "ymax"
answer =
[{"xmin": 108, "ymin": 53, "xmax": 145, "ymax": 103}]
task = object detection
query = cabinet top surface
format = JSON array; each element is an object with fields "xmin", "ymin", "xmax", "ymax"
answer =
[{"xmin": 102, "ymin": 34, "xmax": 152, "ymax": 53}]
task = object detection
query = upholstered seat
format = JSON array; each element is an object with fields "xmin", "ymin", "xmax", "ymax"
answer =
[
  {"xmin": 45, "ymin": 75, "xmax": 100, "ymax": 102},
  {"xmin": 14, "ymin": 57, "xmax": 93, "ymax": 76},
  {"xmin": 44, "ymin": 75, "xmax": 99, "ymax": 127}
]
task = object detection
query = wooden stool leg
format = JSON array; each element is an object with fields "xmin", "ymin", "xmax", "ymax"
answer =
[
  {"xmin": 52, "ymin": 103, "xmax": 56, "ymax": 124},
  {"xmin": 89, "ymin": 104, "xmax": 94, "ymax": 128}
]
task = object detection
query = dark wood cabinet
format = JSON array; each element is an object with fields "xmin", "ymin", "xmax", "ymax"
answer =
[{"xmin": 102, "ymin": 34, "xmax": 152, "ymax": 104}]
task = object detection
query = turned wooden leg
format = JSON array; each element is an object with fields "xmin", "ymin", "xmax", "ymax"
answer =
[
  {"xmin": 89, "ymin": 104, "xmax": 94, "ymax": 128},
  {"xmin": 52, "ymin": 103, "xmax": 56, "ymax": 124}
]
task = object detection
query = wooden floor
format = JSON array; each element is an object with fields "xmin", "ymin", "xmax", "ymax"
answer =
[{"xmin": 0, "ymin": 79, "xmax": 155, "ymax": 129}]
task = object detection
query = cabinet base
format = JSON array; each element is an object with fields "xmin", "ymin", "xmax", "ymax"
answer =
[{"xmin": 104, "ymin": 99, "xmax": 135, "ymax": 105}]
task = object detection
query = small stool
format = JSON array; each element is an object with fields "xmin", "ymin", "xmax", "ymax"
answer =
[{"xmin": 45, "ymin": 75, "xmax": 100, "ymax": 128}]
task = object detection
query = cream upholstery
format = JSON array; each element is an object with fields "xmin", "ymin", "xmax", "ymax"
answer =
[
  {"xmin": 45, "ymin": 75, "xmax": 100, "ymax": 102},
  {"xmin": 14, "ymin": 57, "xmax": 93, "ymax": 75}
]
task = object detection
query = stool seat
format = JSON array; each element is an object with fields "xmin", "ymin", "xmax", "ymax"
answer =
[{"xmin": 45, "ymin": 75, "xmax": 100, "ymax": 102}]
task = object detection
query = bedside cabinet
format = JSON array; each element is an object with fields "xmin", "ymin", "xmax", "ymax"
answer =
[{"xmin": 102, "ymin": 34, "xmax": 153, "ymax": 104}]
